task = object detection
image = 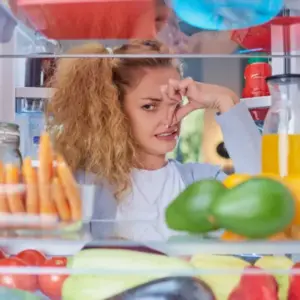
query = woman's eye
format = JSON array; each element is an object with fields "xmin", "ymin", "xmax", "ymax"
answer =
[{"xmin": 142, "ymin": 104, "xmax": 156, "ymax": 111}]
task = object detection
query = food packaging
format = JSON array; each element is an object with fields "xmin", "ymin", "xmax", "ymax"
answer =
[
  {"xmin": 0, "ymin": 132, "xmax": 95, "ymax": 236},
  {"xmin": 14, "ymin": 0, "xmax": 155, "ymax": 39},
  {"xmin": 0, "ymin": 183, "xmax": 94, "ymax": 234},
  {"xmin": 171, "ymin": 0, "xmax": 283, "ymax": 31}
]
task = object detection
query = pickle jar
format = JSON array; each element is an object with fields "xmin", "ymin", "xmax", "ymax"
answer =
[{"xmin": 0, "ymin": 122, "xmax": 22, "ymax": 168}]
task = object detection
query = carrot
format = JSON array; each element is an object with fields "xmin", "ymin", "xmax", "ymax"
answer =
[
  {"xmin": 22, "ymin": 157, "xmax": 39, "ymax": 214},
  {"xmin": 5, "ymin": 164, "xmax": 25, "ymax": 213},
  {"xmin": 38, "ymin": 132, "xmax": 57, "ymax": 217},
  {"xmin": 56, "ymin": 154, "xmax": 82, "ymax": 221},
  {"xmin": 0, "ymin": 161, "xmax": 9, "ymax": 213},
  {"xmin": 52, "ymin": 177, "xmax": 71, "ymax": 222},
  {"xmin": 268, "ymin": 232, "xmax": 289, "ymax": 241},
  {"xmin": 221, "ymin": 231, "xmax": 246, "ymax": 241},
  {"xmin": 288, "ymin": 226, "xmax": 300, "ymax": 240}
]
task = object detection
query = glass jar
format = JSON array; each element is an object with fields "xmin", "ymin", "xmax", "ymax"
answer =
[
  {"xmin": 0, "ymin": 122, "xmax": 22, "ymax": 168},
  {"xmin": 262, "ymin": 74, "xmax": 300, "ymax": 176}
]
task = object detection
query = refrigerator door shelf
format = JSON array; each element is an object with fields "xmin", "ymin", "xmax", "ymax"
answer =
[{"xmin": 1, "ymin": 235, "xmax": 92, "ymax": 256}]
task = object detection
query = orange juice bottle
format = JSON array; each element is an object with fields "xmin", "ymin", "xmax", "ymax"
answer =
[
  {"xmin": 262, "ymin": 134, "xmax": 300, "ymax": 175},
  {"xmin": 263, "ymin": 74, "xmax": 300, "ymax": 176}
]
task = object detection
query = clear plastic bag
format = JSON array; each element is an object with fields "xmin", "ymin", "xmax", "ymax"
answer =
[{"xmin": 171, "ymin": 0, "xmax": 284, "ymax": 31}]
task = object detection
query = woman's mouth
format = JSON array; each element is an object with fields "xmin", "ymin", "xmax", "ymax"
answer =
[{"xmin": 155, "ymin": 128, "xmax": 179, "ymax": 141}]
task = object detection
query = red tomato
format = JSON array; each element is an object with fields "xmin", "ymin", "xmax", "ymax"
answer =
[
  {"xmin": 38, "ymin": 257, "xmax": 68, "ymax": 299},
  {"xmin": 288, "ymin": 262, "xmax": 300, "ymax": 300},
  {"xmin": 0, "ymin": 249, "xmax": 7, "ymax": 259},
  {"xmin": 0, "ymin": 257, "xmax": 38, "ymax": 291},
  {"xmin": 229, "ymin": 266, "xmax": 278, "ymax": 300},
  {"xmin": 16, "ymin": 249, "xmax": 46, "ymax": 266}
]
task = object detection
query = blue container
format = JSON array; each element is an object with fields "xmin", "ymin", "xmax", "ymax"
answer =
[{"xmin": 172, "ymin": 0, "xmax": 284, "ymax": 31}]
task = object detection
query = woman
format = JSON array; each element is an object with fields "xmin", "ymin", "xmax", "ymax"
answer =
[{"xmin": 47, "ymin": 40, "xmax": 261, "ymax": 241}]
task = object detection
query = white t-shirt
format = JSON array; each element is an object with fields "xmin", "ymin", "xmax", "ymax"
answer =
[{"xmin": 115, "ymin": 161, "xmax": 186, "ymax": 241}]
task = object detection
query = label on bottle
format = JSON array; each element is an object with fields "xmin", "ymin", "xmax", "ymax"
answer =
[
  {"xmin": 243, "ymin": 62, "xmax": 271, "ymax": 98},
  {"xmin": 33, "ymin": 136, "xmax": 40, "ymax": 144},
  {"xmin": 28, "ymin": 113, "xmax": 44, "ymax": 159}
]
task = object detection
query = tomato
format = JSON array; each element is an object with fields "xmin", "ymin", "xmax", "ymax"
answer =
[
  {"xmin": 0, "ymin": 249, "xmax": 7, "ymax": 259},
  {"xmin": 289, "ymin": 262, "xmax": 300, "ymax": 300},
  {"xmin": 16, "ymin": 249, "xmax": 46, "ymax": 266},
  {"xmin": 0, "ymin": 257, "xmax": 37, "ymax": 291},
  {"xmin": 38, "ymin": 257, "xmax": 68, "ymax": 299}
]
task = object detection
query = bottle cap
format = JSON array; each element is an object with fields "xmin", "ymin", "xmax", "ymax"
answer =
[{"xmin": 248, "ymin": 53, "xmax": 269, "ymax": 64}]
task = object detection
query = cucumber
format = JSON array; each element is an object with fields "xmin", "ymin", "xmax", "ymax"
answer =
[{"xmin": 63, "ymin": 249, "xmax": 193, "ymax": 300}]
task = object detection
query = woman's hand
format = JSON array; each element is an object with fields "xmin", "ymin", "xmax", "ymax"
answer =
[{"xmin": 161, "ymin": 77, "xmax": 240, "ymax": 123}]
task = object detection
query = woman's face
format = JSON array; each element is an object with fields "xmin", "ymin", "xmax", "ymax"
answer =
[{"xmin": 123, "ymin": 67, "xmax": 181, "ymax": 160}]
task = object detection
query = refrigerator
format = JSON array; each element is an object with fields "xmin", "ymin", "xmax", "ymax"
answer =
[{"xmin": 0, "ymin": 1, "xmax": 300, "ymax": 300}]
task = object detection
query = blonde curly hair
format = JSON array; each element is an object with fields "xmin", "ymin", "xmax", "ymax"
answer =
[{"xmin": 46, "ymin": 40, "xmax": 181, "ymax": 198}]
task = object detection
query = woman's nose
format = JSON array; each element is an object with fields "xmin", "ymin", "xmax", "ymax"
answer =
[{"xmin": 163, "ymin": 105, "xmax": 178, "ymax": 128}]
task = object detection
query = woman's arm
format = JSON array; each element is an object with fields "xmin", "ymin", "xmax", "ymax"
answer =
[
  {"xmin": 163, "ymin": 78, "xmax": 261, "ymax": 178},
  {"xmin": 215, "ymin": 102, "xmax": 261, "ymax": 175},
  {"xmin": 175, "ymin": 98, "xmax": 261, "ymax": 184}
]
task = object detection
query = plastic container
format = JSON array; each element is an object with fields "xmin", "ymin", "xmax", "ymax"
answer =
[
  {"xmin": 14, "ymin": 0, "xmax": 155, "ymax": 39},
  {"xmin": 232, "ymin": 16, "xmax": 300, "ymax": 53},
  {"xmin": 0, "ymin": 131, "xmax": 94, "ymax": 235},
  {"xmin": 0, "ymin": 4, "xmax": 17, "ymax": 43},
  {"xmin": 231, "ymin": 22, "xmax": 271, "ymax": 53},
  {"xmin": 0, "ymin": 183, "xmax": 94, "ymax": 235},
  {"xmin": 171, "ymin": 0, "xmax": 283, "ymax": 31}
]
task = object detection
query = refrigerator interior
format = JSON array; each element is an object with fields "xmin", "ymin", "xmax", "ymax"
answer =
[{"xmin": 0, "ymin": 2, "xmax": 300, "ymax": 300}]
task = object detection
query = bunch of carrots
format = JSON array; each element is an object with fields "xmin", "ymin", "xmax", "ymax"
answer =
[{"xmin": 0, "ymin": 132, "xmax": 82, "ymax": 223}]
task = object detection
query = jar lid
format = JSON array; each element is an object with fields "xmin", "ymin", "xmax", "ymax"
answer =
[
  {"xmin": 266, "ymin": 73, "xmax": 300, "ymax": 83},
  {"xmin": 0, "ymin": 122, "xmax": 19, "ymax": 132},
  {"xmin": 248, "ymin": 53, "xmax": 269, "ymax": 64},
  {"xmin": 0, "ymin": 122, "xmax": 20, "ymax": 145}
]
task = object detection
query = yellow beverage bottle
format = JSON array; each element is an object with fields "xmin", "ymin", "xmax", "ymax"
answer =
[{"xmin": 262, "ymin": 134, "xmax": 300, "ymax": 175}]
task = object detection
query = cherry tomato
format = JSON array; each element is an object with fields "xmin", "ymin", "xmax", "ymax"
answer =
[
  {"xmin": 0, "ymin": 249, "xmax": 7, "ymax": 259},
  {"xmin": 0, "ymin": 257, "xmax": 38, "ymax": 291},
  {"xmin": 38, "ymin": 257, "xmax": 68, "ymax": 299},
  {"xmin": 16, "ymin": 249, "xmax": 46, "ymax": 266}
]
